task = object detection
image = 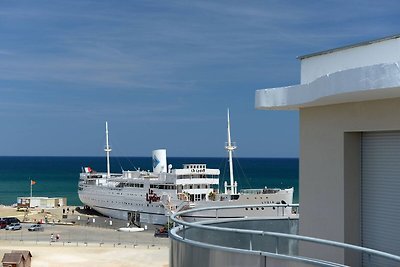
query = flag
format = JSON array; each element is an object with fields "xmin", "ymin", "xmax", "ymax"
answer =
[{"xmin": 31, "ymin": 180, "xmax": 36, "ymax": 185}]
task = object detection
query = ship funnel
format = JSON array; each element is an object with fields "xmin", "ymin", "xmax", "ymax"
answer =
[{"xmin": 152, "ymin": 149, "xmax": 167, "ymax": 174}]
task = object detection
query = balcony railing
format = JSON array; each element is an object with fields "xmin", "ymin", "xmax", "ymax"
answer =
[{"xmin": 170, "ymin": 203, "xmax": 400, "ymax": 266}]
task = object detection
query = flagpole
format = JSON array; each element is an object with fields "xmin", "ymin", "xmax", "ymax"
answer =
[{"xmin": 30, "ymin": 179, "xmax": 32, "ymax": 198}]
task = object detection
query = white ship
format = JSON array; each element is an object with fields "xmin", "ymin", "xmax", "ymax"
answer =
[{"xmin": 78, "ymin": 114, "xmax": 295, "ymax": 225}]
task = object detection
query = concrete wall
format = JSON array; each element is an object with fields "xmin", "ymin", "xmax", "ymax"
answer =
[
  {"xmin": 299, "ymin": 97, "xmax": 400, "ymax": 265},
  {"xmin": 300, "ymin": 37, "xmax": 400, "ymax": 84}
]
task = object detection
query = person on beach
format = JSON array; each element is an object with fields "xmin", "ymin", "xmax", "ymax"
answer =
[
  {"xmin": 56, "ymin": 233, "xmax": 60, "ymax": 241},
  {"xmin": 50, "ymin": 233, "xmax": 54, "ymax": 242}
]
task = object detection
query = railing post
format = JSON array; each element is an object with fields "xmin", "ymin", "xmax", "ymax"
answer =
[
  {"xmin": 216, "ymin": 208, "xmax": 219, "ymax": 219},
  {"xmin": 275, "ymin": 236, "xmax": 279, "ymax": 254},
  {"xmin": 249, "ymin": 234, "xmax": 253, "ymax": 251}
]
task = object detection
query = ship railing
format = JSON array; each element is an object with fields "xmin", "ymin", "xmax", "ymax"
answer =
[
  {"xmin": 239, "ymin": 188, "xmax": 265, "ymax": 194},
  {"xmin": 160, "ymin": 194, "xmax": 177, "ymax": 213},
  {"xmin": 169, "ymin": 204, "xmax": 400, "ymax": 266},
  {"xmin": 175, "ymin": 203, "xmax": 298, "ymax": 218},
  {"xmin": 171, "ymin": 200, "xmax": 193, "ymax": 214}
]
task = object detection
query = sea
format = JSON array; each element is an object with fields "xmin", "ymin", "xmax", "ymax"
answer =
[{"xmin": 0, "ymin": 156, "xmax": 299, "ymax": 206}]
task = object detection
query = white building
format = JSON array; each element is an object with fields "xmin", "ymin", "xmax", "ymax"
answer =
[
  {"xmin": 17, "ymin": 196, "xmax": 67, "ymax": 208},
  {"xmin": 255, "ymin": 34, "xmax": 400, "ymax": 266}
]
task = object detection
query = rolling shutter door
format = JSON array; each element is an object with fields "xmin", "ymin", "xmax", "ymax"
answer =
[{"xmin": 361, "ymin": 131, "xmax": 400, "ymax": 266}]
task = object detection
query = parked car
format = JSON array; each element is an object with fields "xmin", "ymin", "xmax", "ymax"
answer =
[
  {"xmin": 3, "ymin": 217, "xmax": 20, "ymax": 225},
  {"xmin": 0, "ymin": 220, "xmax": 7, "ymax": 229},
  {"xmin": 154, "ymin": 227, "xmax": 169, "ymax": 238},
  {"xmin": 28, "ymin": 224, "xmax": 44, "ymax": 232},
  {"xmin": 5, "ymin": 223, "xmax": 22, "ymax": 231},
  {"xmin": 16, "ymin": 206, "xmax": 29, "ymax": 212}
]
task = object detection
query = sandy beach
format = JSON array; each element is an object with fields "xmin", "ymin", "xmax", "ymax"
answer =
[
  {"xmin": 0, "ymin": 205, "xmax": 169, "ymax": 266},
  {"xmin": 0, "ymin": 242, "xmax": 168, "ymax": 267}
]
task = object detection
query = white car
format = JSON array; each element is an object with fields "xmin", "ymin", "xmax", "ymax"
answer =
[
  {"xmin": 5, "ymin": 223, "xmax": 22, "ymax": 231},
  {"xmin": 28, "ymin": 224, "xmax": 44, "ymax": 231}
]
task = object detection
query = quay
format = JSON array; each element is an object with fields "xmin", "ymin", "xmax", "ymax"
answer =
[{"xmin": 0, "ymin": 205, "xmax": 169, "ymax": 267}]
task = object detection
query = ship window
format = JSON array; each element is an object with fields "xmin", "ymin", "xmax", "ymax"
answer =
[{"xmin": 261, "ymin": 207, "xmax": 264, "ymax": 210}]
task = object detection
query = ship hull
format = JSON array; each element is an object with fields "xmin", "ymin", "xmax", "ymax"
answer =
[
  {"xmin": 78, "ymin": 185, "xmax": 169, "ymax": 225},
  {"xmin": 180, "ymin": 188, "xmax": 295, "ymax": 222}
]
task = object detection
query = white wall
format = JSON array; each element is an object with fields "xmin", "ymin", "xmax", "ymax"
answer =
[
  {"xmin": 299, "ymin": 97, "xmax": 400, "ymax": 265},
  {"xmin": 301, "ymin": 37, "xmax": 400, "ymax": 84}
]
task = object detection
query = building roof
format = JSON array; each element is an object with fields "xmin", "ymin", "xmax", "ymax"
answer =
[
  {"xmin": 256, "ymin": 34, "xmax": 400, "ymax": 110},
  {"xmin": 255, "ymin": 61, "xmax": 400, "ymax": 110},
  {"xmin": 2, "ymin": 253, "xmax": 24, "ymax": 264},
  {"xmin": 11, "ymin": 250, "xmax": 32, "ymax": 259},
  {"xmin": 298, "ymin": 34, "xmax": 400, "ymax": 60}
]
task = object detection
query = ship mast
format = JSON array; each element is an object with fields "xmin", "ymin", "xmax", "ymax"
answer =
[
  {"xmin": 105, "ymin": 121, "xmax": 112, "ymax": 178},
  {"xmin": 225, "ymin": 109, "xmax": 237, "ymax": 195}
]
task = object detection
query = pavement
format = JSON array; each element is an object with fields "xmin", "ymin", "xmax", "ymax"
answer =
[
  {"xmin": 0, "ymin": 241, "xmax": 169, "ymax": 267},
  {"xmin": 0, "ymin": 205, "xmax": 170, "ymax": 266}
]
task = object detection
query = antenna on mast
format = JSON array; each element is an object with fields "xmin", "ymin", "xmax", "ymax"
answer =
[
  {"xmin": 225, "ymin": 109, "xmax": 237, "ymax": 195},
  {"xmin": 105, "ymin": 121, "xmax": 112, "ymax": 178}
]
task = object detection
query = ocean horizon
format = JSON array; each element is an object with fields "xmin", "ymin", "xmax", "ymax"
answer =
[{"xmin": 0, "ymin": 156, "xmax": 299, "ymax": 206}]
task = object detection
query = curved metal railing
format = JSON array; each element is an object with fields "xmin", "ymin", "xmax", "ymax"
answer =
[{"xmin": 169, "ymin": 203, "xmax": 400, "ymax": 267}]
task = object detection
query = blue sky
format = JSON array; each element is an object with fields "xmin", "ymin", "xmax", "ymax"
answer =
[{"xmin": 0, "ymin": 0, "xmax": 399, "ymax": 157}]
